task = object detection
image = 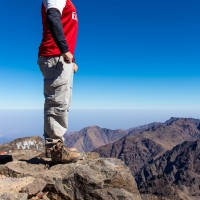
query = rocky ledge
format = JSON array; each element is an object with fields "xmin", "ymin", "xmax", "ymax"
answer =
[{"xmin": 0, "ymin": 152, "xmax": 141, "ymax": 200}]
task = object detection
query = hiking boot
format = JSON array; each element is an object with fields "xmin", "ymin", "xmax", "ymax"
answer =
[
  {"xmin": 51, "ymin": 142, "xmax": 81, "ymax": 163},
  {"xmin": 45, "ymin": 146, "xmax": 78, "ymax": 158},
  {"xmin": 45, "ymin": 139, "xmax": 77, "ymax": 158}
]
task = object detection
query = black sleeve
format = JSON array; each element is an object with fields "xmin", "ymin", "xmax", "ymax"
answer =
[{"xmin": 46, "ymin": 8, "xmax": 69, "ymax": 54}]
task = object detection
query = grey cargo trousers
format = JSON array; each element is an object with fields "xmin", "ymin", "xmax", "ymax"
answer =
[{"xmin": 37, "ymin": 56, "xmax": 74, "ymax": 144}]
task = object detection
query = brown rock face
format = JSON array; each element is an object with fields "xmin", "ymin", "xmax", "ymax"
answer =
[
  {"xmin": 94, "ymin": 118, "xmax": 200, "ymax": 175},
  {"xmin": 65, "ymin": 126, "xmax": 128, "ymax": 152},
  {"xmin": 135, "ymin": 139, "xmax": 200, "ymax": 200},
  {"xmin": 0, "ymin": 152, "xmax": 141, "ymax": 200}
]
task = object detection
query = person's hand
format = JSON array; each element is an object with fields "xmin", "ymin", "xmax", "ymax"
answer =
[
  {"xmin": 73, "ymin": 63, "xmax": 78, "ymax": 73},
  {"xmin": 62, "ymin": 51, "xmax": 73, "ymax": 63}
]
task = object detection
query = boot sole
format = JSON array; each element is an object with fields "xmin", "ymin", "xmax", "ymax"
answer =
[{"xmin": 51, "ymin": 153, "xmax": 85, "ymax": 164}]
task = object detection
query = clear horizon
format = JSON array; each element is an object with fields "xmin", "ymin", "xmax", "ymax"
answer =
[{"xmin": 0, "ymin": 109, "xmax": 199, "ymax": 141}]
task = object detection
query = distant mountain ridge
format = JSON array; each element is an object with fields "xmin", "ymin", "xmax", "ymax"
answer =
[
  {"xmin": 64, "ymin": 126, "xmax": 128, "ymax": 152},
  {"xmin": 94, "ymin": 117, "xmax": 200, "ymax": 174},
  {"xmin": 64, "ymin": 122, "xmax": 162, "ymax": 152},
  {"xmin": 126, "ymin": 122, "xmax": 162, "ymax": 136}
]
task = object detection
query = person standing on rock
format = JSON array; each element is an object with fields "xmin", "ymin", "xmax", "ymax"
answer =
[{"xmin": 37, "ymin": 0, "xmax": 81, "ymax": 163}]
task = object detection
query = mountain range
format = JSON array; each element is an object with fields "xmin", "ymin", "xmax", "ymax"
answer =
[
  {"xmin": 94, "ymin": 117, "xmax": 200, "ymax": 174},
  {"xmin": 64, "ymin": 117, "xmax": 200, "ymax": 199},
  {"xmin": 1, "ymin": 117, "xmax": 200, "ymax": 199},
  {"xmin": 64, "ymin": 122, "xmax": 161, "ymax": 152},
  {"xmin": 64, "ymin": 126, "xmax": 127, "ymax": 152}
]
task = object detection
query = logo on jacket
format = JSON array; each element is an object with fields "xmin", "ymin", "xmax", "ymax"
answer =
[{"xmin": 72, "ymin": 12, "xmax": 78, "ymax": 21}]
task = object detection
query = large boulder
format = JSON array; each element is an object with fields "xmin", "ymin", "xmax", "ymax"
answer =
[{"xmin": 0, "ymin": 152, "xmax": 141, "ymax": 200}]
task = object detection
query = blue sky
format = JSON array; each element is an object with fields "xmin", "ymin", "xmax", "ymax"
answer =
[{"xmin": 0, "ymin": 0, "xmax": 200, "ymax": 110}]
